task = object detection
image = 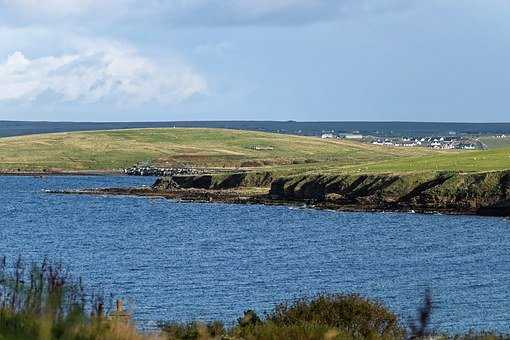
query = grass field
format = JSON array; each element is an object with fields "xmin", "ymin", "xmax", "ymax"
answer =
[
  {"xmin": 478, "ymin": 136, "xmax": 510, "ymax": 149},
  {"xmin": 0, "ymin": 128, "xmax": 437, "ymax": 171},
  {"xmin": 293, "ymin": 147, "xmax": 510, "ymax": 175},
  {"xmin": 0, "ymin": 128, "xmax": 509, "ymax": 175}
]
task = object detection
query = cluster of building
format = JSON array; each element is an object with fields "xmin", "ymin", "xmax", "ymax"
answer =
[
  {"xmin": 321, "ymin": 132, "xmax": 363, "ymax": 140},
  {"xmin": 370, "ymin": 136, "xmax": 480, "ymax": 150},
  {"xmin": 319, "ymin": 131, "xmax": 482, "ymax": 150}
]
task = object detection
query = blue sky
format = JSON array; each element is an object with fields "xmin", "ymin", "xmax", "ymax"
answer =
[{"xmin": 0, "ymin": 0, "xmax": 509, "ymax": 122}]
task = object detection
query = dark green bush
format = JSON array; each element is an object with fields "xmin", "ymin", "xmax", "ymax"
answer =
[
  {"xmin": 235, "ymin": 322, "xmax": 351, "ymax": 340},
  {"xmin": 159, "ymin": 320, "xmax": 225, "ymax": 340},
  {"xmin": 265, "ymin": 294, "xmax": 404, "ymax": 339}
]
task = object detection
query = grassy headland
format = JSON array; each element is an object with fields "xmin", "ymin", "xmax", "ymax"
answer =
[
  {"xmin": 2, "ymin": 127, "xmax": 507, "ymax": 176},
  {"xmin": 2, "ymin": 127, "xmax": 510, "ymax": 216},
  {"xmin": 0, "ymin": 128, "xmax": 438, "ymax": 172}
]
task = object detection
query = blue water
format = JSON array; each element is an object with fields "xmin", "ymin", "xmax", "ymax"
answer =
[{"xmin": 0, "ymin": 176, "xmax": 509, "ymax": 332}]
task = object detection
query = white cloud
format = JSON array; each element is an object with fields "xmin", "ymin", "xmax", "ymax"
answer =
[{"xmin": 0, "ymin": 43, "xmax": 207, "ymax": 104}]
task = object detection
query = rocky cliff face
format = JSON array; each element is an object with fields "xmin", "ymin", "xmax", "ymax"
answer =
[
  {"xmin": 270, "ymin": 171, "xmax": 510, "ymax": 216},
  {"xmin": 151, "ymin": 170, "xmax": 510, "ymax": 216},
  {"xmin": 152, "ymin": 172, "xmax": 274, "ymax": 190}
]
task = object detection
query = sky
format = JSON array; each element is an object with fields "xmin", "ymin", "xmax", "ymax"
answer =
[{"xmin": 0, "ymin": 0, "xmax": 509, "ymax": 122}]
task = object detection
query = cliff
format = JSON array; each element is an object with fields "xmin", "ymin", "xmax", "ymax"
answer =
[
  {"xmin": 270, "ymin": 171, "xmax": 510, "ymax": 216},
  {"xmin": 151, "ymin": 170, "xmax": 510, "ymax": 216},
  {"xmin": 152, "ymin": 172, "xmax": 274, "ymax": 190}
]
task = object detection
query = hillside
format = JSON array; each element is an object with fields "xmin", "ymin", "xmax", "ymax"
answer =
[
  {"xmin": 0, "ymin": 128, "xmax": 437, "ymax": 171},
  {"xmin": 303, "ymin": 146, "xmax": 510, "ymax": 175},
  {"xmin": 9, "ymin": 127, "xmax": 509, "ymax": 216},
  {"xmin": 1, "ymin": 127, "xmax": 509, "ymax": 177}
]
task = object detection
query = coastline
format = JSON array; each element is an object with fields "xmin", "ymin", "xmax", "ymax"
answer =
[
  {"xmin": 48, "ymin": 186, "xmax": 486, "ymax": 217},
  {"xmin": 5, "ymin": 169, "xmax": 508, "ymax": 217}
]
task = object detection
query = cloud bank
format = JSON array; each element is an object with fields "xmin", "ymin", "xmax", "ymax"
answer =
[
  {"xmin": 0, "ymin": 43, "xmax": 207, "ymax": 104},
  {"xmin": 0, "ymin": 0, "xmax": 423, "ymax": 120}
]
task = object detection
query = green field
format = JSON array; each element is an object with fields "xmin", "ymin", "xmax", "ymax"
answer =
[
  {"xmin": 301, "ymin": 147, "xmax": 510, "ymax": 175},
  {"xmin": 0, "ymin": 128, "xmax": 436, "ymax": 171},
  {"xmin": 478, "ymin": 136, "xmax": 510, "ymax": 149},
  {"xmin": 0, "ymin": 128, "xmax": 509, "ymax": 176}
]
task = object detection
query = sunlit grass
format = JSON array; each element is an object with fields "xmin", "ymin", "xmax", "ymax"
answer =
[{"xmin": 0, "ymin": 128, "xmax": 437, "ymax": 171}]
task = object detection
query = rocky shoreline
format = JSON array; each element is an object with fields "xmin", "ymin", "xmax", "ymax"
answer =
[
  {"xmin": 47, "ymin": 178, "xmax": 507, "ymax": 219},
  {"xmin": 45, "ymin": 169, "xmax": 510, "ymax": 217},
  {"xmin": 48, "ymin": 186, "xmax": 449, "ymax": 215}
]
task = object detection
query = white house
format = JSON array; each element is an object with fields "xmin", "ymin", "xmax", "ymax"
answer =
[{"xmin": 344, "ymin": 134, "xmax": 363, "ymax": 140}]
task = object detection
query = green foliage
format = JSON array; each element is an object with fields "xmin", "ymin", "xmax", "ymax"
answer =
[
  {"xmin": 159, "ymin": 321, "xmax": 225, "ymax": 340},
  {"xmin": 0, "ymin": 256, "xmax": 87, "ymax": 338},
  {"xmin": 158, "ymin": 295, "xmax": 405, "ymax": 340},
  {"xmin": 265, "ymin": 294, "xmax": 403, "ymax": 339},
  {"xmin": 232, "ymin": 322, "xmax": 352, "ymax": 340}
]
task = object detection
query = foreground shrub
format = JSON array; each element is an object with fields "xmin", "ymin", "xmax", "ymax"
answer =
[
  {"xmin": 159, "ymin": 294, "xmax": 405, "ymax": 340},
  {"xmin": 264, "ymin": 293, "xmax": 404, "ymax": 339},
  {"xmin": 159, "ymin": 320, "xmax": 225, "ymax": 340},
  {"xmin": 235, "ymin": 322, "xmax": 352, "ymax": 340}
]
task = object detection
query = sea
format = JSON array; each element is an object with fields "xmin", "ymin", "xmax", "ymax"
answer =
[{"xmin": 1, "ymin": 175, "xmax": 509, "ymax": 332}]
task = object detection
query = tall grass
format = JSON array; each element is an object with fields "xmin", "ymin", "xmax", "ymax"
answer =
[{"xmin": 0, "ymin": 256, "xmax": 150, "ymax": 340}]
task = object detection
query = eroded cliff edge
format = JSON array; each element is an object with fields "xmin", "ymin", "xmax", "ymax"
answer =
[
  {"xmin": 152, "ymin": 170, "xmax": 510, "ymax": 216},
  {"xmin": 269, "ymin": 171, "xmax": 510, "ymax": 216}
]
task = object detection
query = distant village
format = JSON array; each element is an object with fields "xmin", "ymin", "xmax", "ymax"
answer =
[{"xmin": 319, "ymin": 131, "xmax": 500, "ymax": 150}]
